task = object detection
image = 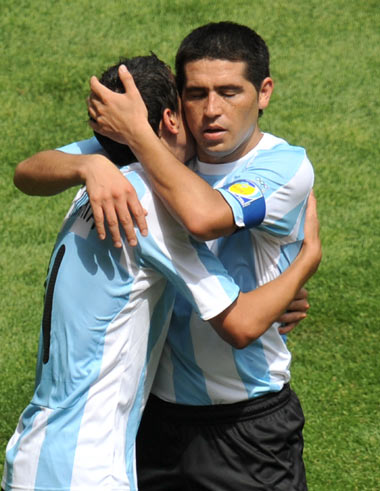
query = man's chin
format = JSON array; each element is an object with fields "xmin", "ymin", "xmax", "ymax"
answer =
[{"xmin": 197, "ymin": 145, "xmax": 236, "ymax": 164}]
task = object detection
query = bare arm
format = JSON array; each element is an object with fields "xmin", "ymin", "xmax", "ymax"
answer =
[
  {"xmin": 88, "ymin": 66, "xmax": 237, "ymax": 240},
  {"xmin": 14, "ymin": 150, "xmax": 88, "ymax": 196},
  {"xmin": 14, "ymin": 149, "xmax": 148, "ymax": 247},
  {"xmin": 209, "ymin": 192, "xmax": 322, "ymax": 348}
]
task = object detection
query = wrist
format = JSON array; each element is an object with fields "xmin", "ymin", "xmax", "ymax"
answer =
[
  {"xmin": 126, "ymin": 119, "xmax": 157, "ymax": 154},
  {"xmin": 76, "ymin": 154, "xmax": 110, "ymax": 185},
  {"xmin": 298, "ymin": 243, "xmax": 322, "ymax": 278},
  {"xmin": 76, "ymin": 156, "xmax": 93, "ymax": 185}
]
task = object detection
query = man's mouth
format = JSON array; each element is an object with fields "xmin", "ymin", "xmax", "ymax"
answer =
[{"xmin": 203, "ymin": 127, "xmax": 226, "ymax": 141}]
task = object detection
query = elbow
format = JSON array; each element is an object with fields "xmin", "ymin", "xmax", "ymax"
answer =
[
  {"xmin": 230, "ymin": 336, "xmax": 251, "ymax": 350},
  {"xmin": 13, "ymin": 157, "xmax": 45, "ymax": 196},
  {"xmin": 211, "ymin": 300, "xmax": 270, "ymax": 350},
  {"xmin": 191, "ymin": 229, "xmax": 219, "ymax": 242},
  {"xmin": 227, "ymin": 318, "xmax": 271, "ymax": 349},
  {"xmin": 227, "ymin": 335, "xmax": 254, "ymax": 350},
  {"xmin": 214, "ymin": 320, "xmax": 254, "ymax": 349},
  {"xmin": 183, "ymin": 216, "xmax": 213, "ymax": 241},
  {"xmin": 232, "ymin": 333, "xmax": 257, "ymax": 350},
  {"xmin": 224, "ymin": 327, "xmax": 259, "ymax": 350},
  {"xmin": 13, "ymin": 162, "xmax": 27, "ymax": 192},
  {"xmin": 183, "ymin": 215, "xmax": 224, "ymax": 241}
]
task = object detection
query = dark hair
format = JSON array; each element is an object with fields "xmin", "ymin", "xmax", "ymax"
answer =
[
  {"xmin": 175, "ymin": 22, "xmax": 270, "ymax": 116},
  {"xmin": 93, "ymin": 53, "xmax": 178, "ymax": 166}
]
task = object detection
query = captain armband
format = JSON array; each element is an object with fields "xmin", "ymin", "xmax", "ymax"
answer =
[{"xmin": 219, "ymin": 179, "xmax": 266, "ymax": 229}]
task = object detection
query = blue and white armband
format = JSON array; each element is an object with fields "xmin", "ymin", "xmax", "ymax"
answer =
[{"xmin": 218, "ymin": 179, "xmax": 266, "ymax": 229}]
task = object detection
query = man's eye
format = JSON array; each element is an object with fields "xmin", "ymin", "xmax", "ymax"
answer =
[
  {"xmin": 222, "ymin": 91, "xmax": 237, "ymax": 98},
  {"xmin": 186, "ymin": 92, "xmax": 205, "ymax": 100}
]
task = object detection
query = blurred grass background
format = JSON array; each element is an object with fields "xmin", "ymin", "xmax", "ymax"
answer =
[{"xmin": 1, "ymin": 1, "xmax": 379, "ymax": 488}]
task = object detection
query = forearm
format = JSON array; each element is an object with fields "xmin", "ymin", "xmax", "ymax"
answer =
[
  {"xmin": 14, "ymin": 147, "xmax": 148, "ymax": 247},
  {"xmin": 14, "ymin": 150, "xmax": 88, "ymax": 196},
  {"xmin": 127, "ymin": 125, "xmax": 236, "ymax": 239},
  {"xmin": 211, "ymin": 244, "xmax": 320, "ymax": 348}
]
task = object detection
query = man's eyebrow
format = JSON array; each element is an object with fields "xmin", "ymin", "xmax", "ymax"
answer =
[
  {"xmin": 217, "ymin": 84, "xmax": 243, "ymax": 91},
  {"xmin": 183, "ymin": 85, "xmax": 206, "ymax": 91},
  {"xmin": 184, "ymin": 84, "xmax": 243, "ymax": 91}
]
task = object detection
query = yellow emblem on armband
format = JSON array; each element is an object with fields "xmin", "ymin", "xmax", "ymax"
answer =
[{"xmin": 228, "ymin": 182, "xmax": 258, "ymax": 198}]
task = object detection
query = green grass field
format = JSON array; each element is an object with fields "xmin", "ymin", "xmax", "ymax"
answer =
[{"xmin": 1, "ymin": 1, "xmax": 379, "ymax": 489}]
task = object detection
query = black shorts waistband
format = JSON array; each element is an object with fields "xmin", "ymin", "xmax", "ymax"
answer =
[{"xmin": 147, "ymin": 384, "xmax": 291, "ymax": 425}]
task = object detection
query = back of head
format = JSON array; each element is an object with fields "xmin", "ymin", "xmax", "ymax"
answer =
[
  {"xmin": 94, "ymin": 53, "xmax": 178, "ymax": 167},
  {"xmin": 175, "ymin": 21, "xmax": 270, "ymax": 94}
]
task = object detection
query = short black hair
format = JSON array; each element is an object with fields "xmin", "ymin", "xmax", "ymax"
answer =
[
  {"xmin": 93, "ymin": 53, "xmax": 178, "ymax": 166},
  {"xmin": 175, "ymin": 22, "xmax": 270, "ymax": 116}
]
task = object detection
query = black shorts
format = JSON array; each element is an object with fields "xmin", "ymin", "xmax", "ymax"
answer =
[{"xmin": 136, "ymin": 384, "xmax": 307, "ymax": 491}]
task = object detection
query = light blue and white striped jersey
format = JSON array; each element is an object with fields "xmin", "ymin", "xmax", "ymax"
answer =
[
  {"xmin": 151, "ymin": 133, "xmax": 314, "ymax": 405},
  {"xmin": 2, "ymin": 139, "xmax": 240, "ymax": 491}
]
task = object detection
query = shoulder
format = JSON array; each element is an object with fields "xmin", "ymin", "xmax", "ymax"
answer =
[
  {"xmin": 258, "ymin": 141, "xmax": 311, "ymax": 168},
  {"xmin": 251, "ymin": 139, "xmax": 314, "ymax": 189},
  {"xmin": 57, "ymin": 137, "xmax": 105, "ymax": 155}
]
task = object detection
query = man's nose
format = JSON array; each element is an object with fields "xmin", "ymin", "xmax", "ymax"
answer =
[{"xmin": 204, "ymin": 93, "xmax": 221, "ymax": 118}]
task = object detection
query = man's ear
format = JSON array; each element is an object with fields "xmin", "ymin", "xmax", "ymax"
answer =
[
  {"xmin": 258, "ymin": 77, "xmax": 274, "ymax": 110},
  {"xmin": 161, "ymin": 108, "xmax": 180, "ymax": 135}
]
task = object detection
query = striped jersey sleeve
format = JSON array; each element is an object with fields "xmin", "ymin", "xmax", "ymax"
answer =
[
  {"xmin": 217, "ymin": 143, "xmax": 314, "ymax": 236},
  {"xmin": 128, "ymin": 169, "xmax": 240, "ymax": 321}
]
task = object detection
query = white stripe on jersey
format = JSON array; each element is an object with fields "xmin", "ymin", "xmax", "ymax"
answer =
[{"xmin": 4, "ymin": 408, "xmax": 52, "ymax": 489}]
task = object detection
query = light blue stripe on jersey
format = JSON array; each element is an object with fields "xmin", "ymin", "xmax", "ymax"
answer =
[
  {"xmin": 217, "ymin": 230, "xmax": 257, "ymax": 292},
  {"xmin": 33, "ymin": 234, "xmax": 129, "ymax": 408},
  {"xmin": 170, "ymin": 295, "xmax": 212, "ymax": 404},
  {"xmin": 126, "ymin": 171, "xmax": 147, "ymax": 203},
  {"xmin": 57, "ymin": 137, "xmax": 103, "ymax": 155},
  {"xmin": 234, "ymin": 339, "xmax": 271, "ymax": 393}
]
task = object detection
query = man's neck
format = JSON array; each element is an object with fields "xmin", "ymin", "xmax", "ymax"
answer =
[{"xmin": 197, "ymin": 131, "xmax": 264, "ymax": 165}]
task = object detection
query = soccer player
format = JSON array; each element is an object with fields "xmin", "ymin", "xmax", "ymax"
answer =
[
  {"xmin": 3, "ymin": 53, "xmax": 321, "ymax": 491},
  {"xmin": 86, "ymin": 22, "xmax": 317, "ymax": 490}
]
